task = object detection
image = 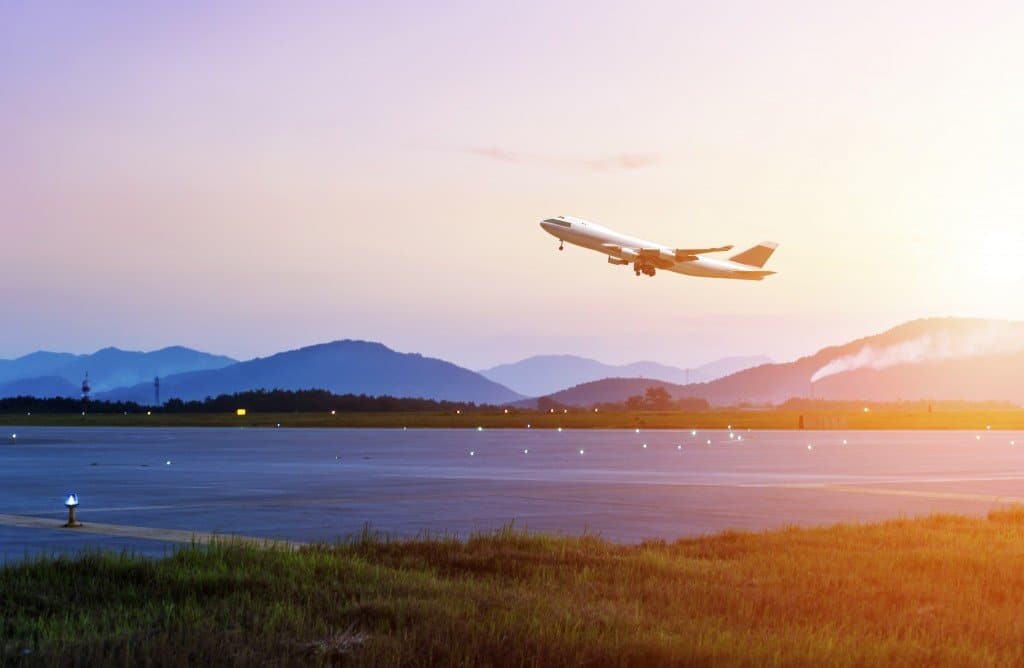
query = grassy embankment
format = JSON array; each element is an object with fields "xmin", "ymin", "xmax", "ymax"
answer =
[
  {"xmin": 6, "ymin": 511, "xmax": 1024, "ymax": 665},
  {"xmin": 4, "ymin": 408, "xmax": 1024, "ymax": 429}
]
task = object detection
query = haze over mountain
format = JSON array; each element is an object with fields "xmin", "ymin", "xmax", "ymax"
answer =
[
  {"xmin": 0, "ymin": 376, "xmax": 81, "ymax": 400},
  {"xmin": 478, "ymin": 354, "xmax": 769, "ymax": 397},
  {"xmin": 538, "ymin": 318, "xmax": 1024, "ymax": 407},
  {"xmin": 0, "ymin": 347, "xmax": 237, "ymax": 398},
  {"xmin": 100, "ymin": 340, "xmax": 524, "ymax": 405}
]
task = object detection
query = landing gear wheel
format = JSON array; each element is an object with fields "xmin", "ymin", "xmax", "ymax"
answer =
[{"xmin": 558, "ymin": 241, "xmax": 564, "ymax": 251}]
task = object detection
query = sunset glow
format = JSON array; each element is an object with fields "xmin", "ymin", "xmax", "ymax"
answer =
[{"xmin": 3, "ymin": 2, "xmax": 1024, "ymax": 367}]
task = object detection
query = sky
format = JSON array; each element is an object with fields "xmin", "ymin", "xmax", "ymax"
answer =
[{"xmin": 3, "ymin": 1, "xmax": 1024, "ymax": 370}]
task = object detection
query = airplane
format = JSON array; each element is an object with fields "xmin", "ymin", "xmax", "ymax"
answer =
[{"xmin": 539, "ymin": 215, "xmax": 778, "ymax": 280}]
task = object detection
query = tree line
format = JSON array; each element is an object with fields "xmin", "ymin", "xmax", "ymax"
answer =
[{"xmin": 0, "ymin": 389, "xmax": 494, "ymax": 414}]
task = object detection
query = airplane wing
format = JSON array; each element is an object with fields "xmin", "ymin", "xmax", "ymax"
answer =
[
  {"xmin": 675, "ymin": 243, "xmax": 733, "ymax": 257},
  {"xmin": 604, "ymin": 244, "xmax": 736, "ymax": 268},
  {"xmin": 636, "ymin": 246, "xmax": 734, "ymax": 263},
  {"xmin": 634, "ymin": 248, "xmax": 676, "ymax": 269}
]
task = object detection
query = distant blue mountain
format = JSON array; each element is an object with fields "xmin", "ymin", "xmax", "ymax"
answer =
[
  {"xmin": 478, "ymin": 354, "xmax": 770, "ymax": 397},
  {"xmin": 0, "ymin": 346, "xmax": 237, "ymax": 397},
  {"xmin": 0, "ymin": 376, "xmax": 80, "ymax": 399},
  {"xmin": 99, "ymin": 340, "xmax": 524, "ymax": 405}
]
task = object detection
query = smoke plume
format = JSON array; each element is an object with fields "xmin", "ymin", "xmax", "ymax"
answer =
[{"xmin": 810, "ymin": 324, "xmax": 1024, "ymax": 383}]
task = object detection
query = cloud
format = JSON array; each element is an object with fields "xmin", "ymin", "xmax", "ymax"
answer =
[{"xmin": 463, "ymin": 146, "xmax": 661, "ymax": 172}]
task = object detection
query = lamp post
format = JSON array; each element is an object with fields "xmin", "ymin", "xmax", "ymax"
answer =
[{"xmin": 64, "ymin": 493, "xmax": 81, "ymax": 528}]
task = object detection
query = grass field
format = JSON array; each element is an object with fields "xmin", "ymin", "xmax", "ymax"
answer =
[
  {"xmin": 4, "ymin": 408, "xmax": 1024, "ymax": 430},
  {"xmin": 6, "ymin": 511, "xmax": 1024, "ymax": 665}
]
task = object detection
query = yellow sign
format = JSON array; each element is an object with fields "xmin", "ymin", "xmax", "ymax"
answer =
[{"xmin": 236, "ymin": 408, "xmax": 247, "ymax": 416}]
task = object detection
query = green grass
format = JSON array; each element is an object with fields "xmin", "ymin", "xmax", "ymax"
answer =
[
  {"xmin": 4, "ymin": 408, "xmax": 1024, "ymax": 430},
  {"xmin": 7, "ymin": 513, "xmax": 1024, "ymax": 665}
]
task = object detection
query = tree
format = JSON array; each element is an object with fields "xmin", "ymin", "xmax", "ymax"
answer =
[{"xmin": 644, "ymin": 386, "xmax": 673, "ymax": 410}]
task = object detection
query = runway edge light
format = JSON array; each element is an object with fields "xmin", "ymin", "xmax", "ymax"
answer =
[{"xmin": 63, "ymin": 493, "xmax": 81, "ymax": 528}]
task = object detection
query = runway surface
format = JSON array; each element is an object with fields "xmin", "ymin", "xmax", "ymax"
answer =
[{"xmin": 3, "ymin": 426, "xmax": 1024, "ymax": 558}]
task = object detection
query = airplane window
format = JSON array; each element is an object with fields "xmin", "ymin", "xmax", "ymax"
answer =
[{"xmin": 545, "ymin": 219, "xmax": 571, "ymax": 228}]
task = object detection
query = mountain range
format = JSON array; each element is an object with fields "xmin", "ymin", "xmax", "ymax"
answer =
[
  {"xmin": 538, "ymin": 318, "xmax": 1024, "ymax": 407},
  {"xmin": 98, "ymin": 341, "xmax": 524, "ymax": 405},
  {"xmin": 5, "ymin": 318, "xmax": 1024, "ymax": 406},
  {"xmin": 477, "ymin": 354, "xmax": 769, "ymax": 397},
  {"xmin": 0, "ymin": 347, "xmax": 237, "ymax": 398}
]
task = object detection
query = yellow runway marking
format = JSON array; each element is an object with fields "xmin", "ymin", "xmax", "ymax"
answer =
[{"xmin": 0, "ymin": 513, "xmax": 306, "ymax": 550}]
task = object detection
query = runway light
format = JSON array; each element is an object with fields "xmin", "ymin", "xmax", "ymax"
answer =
[
  {"xmin": 456, "ymin": 410, "xmax": 461, "ymax": 414},
  {"xmin": 842, "ymin": 439, "xmax": 848, "ymax": 445},
  {"xmin": 1012, "ymin": 441, "xmax": 1017, "ymax": 446},
  {"xmin": 10, "ymin": 434, "xmax": 15, "ymax": 440},
  {"xmin": 63, "ymin": 493, "xmax": 81, "ymax": 528},
  {"xmin": 563, "ymin": 409, "xmax": 567, "ymax": 414},
  {"xmin": 691, "ymin": 429, "xmax": 697, "ymax": 436},
  {"xmin": 807, "ymin": 444, "xmax": 813, "ymax": 450},
  {"xmin": 579, "ymin": 449, "xmax": 584, "ymax": 455},
  {"xmin": 236, "ymin": 408, "xmax": 246, "ymax": 416},
  {"xmin": 523, "ymin": 449, "xmax": 528, "ymax": 454},
  {"xmin": 527, "ymin": 424, "xmax": 531, "ymax": 428},
  {"xmin": 987, "ymin": 425, "xmax": 992, "ymax": 430},
  {"xmin": 737, "ymin": 435, "xmax": 743, "ymax": 441},
  {"xmin": 863, "ymin": 407, "xmax": 870, "ymax": 413},
  {"xmin": 727, "ymin": 424, "xmax": 732, "ymax": 430},
  {"xmin": 642, "ymin": 443, "xmax": 647, "ymax": 448},
  {"xmin": 706, "ymin": 439, "xmax": 711, "ymax": 445},
  {"xmin": 165, "ymin": 460, "xmax": 171, "ymax": 466},
  {"xmin": 976, "ymin": 435, "xmax": 982, "ymax": 440},
  {"xmin": 331, "ymin": 410, "xmax": 336, "ymax": 415},
  {"xmin": 469, "ymin": 451, "xmax": 475, "ymax": 456},
  {"xmin": 729, "ymin": 433, "xmax": 734, "ymax": 439},
  {"xmin": 635, "ymin": 428, "xmax": 640, "ymax": 434},
  {"xmin": 594, "ymin": 408, "xmax": 599, "ymax": 413},
  {"xmin": 477, "ymin": 426, "xmax": 483, "ymax": 431},
  {"xmin": 276, "ymin": 423, "xmax": 281, "ymax": 428},
  {"xmin": 677, "ymin": 445, "xmax": 682, "ymax": 450},
  {"xmin": 549, "ymin": 408, "xmax": 555, "ymax": 413},
  {"xmin": 557, "ymin": 427, "xmax": 563, "ymax": 432},
  {"xmin": 146, "ymin": 411, "xmax": 151, "ymax": 416},
  {"xmin": 504, "ymin": 409, "xmax": 509, "ymax": 414}
]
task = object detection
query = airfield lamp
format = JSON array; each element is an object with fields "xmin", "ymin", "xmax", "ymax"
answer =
[{"xmin": 63, "ymin": 493, "xmax": 81, "ymax": 528}]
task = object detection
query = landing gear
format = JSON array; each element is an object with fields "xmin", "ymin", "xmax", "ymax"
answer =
[
  {"xmin": 558, "ymin": 240, "xmax": 564, "ymax": 251},
  {"xmin": 633, "ymin": 262, "xmax": 656, "ymax": 277}
]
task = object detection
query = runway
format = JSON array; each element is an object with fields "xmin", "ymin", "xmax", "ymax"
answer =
[{"xmin": 3, "ymin": 426, "xmax": 1024, "ymax": 558}]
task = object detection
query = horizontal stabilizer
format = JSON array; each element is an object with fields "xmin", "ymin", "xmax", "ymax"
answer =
[{"xmin": 730, "ymin": 242, "xmax": 778, "ymax": 268}]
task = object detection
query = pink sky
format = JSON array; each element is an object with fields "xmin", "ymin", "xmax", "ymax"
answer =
[{"xmin": 3, "ymin": 1, "xmax": 1024, "ymax": 369}]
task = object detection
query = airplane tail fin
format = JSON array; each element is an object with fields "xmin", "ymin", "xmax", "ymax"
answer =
[{"xmin": 730, "ymin": 241, "xmax": 778, "ymax": 268}]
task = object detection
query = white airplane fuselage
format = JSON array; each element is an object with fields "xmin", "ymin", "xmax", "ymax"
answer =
[{"xmin": 539, "ymin": 215, "xmax": 776, "ymax": 280}]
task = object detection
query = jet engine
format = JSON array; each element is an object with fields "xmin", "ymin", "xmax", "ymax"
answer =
[{"xmin": 607, "ymin": 257, "xmax": 629, "ymax": 265}]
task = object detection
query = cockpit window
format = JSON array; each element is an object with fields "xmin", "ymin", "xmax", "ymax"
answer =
[{"xmin": 545, "ymin": 218, "xmax": 571, "ymax": 228}]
